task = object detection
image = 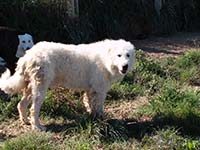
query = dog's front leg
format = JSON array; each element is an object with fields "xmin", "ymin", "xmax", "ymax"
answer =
[
  {"xmin": 30, "ymin": 97, "xmax": 46, "ymax": 131},
  {"xmin": 85, "ymin": 90, "xmax": 107, "ymax": 119},
  {"xmin": 30, "ymin": 84, "xmax": 47, "ymax": 131}
]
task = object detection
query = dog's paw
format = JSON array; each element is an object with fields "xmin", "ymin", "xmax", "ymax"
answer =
[
  {"xmin": 89, "ymin": 111, "xmax": 105, "ymax": 120},
  {"xmin": 21, "ymin": 117, "xmax": 31, "ymax": 125},
  {"xmin": 32, "ymin": 124, "xmax": 46, "ymax": 131}
]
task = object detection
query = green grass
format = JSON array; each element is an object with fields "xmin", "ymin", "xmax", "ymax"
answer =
[
  {"xmin": 2, "ymin": 132, "xmax": 59, "ymax": 150},
  {"xmin": 141, "ymin": 84, "xmax": 200, "ymax": 118},
  {"xmin": 1, "ymin": 50, "xmax": 200, "ymax": 149},
  {"xmin": 140, "ymin": 128, "xmax": 200, "ymax": 150},
  {"xmin": 0, "ymin": 95, "xmax": 20, "ymax": 121}
]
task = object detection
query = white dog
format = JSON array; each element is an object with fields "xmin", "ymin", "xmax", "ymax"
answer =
[
  {"xmin": 0, "ymin": 27, "xmax": 34, "ymax": 74},
  {"xmin": 0, "ymin": 39, "xmax": 135, "ymax": 131},
  {"xmin": 16, "ymin": 33, "xmax": 34, "ymax": 58}
]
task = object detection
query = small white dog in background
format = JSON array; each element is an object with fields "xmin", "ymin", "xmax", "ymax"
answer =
[
  {"xmin": 0, "ymin": 26, "xmax": 34, "ymax": 74},
  {"xmin": 0, "ymin": 39, "xmax": 135, "ymax": 131},
  {"xmin": 16, "ymin": 33, "xmax": 34, "ymax": 58}
]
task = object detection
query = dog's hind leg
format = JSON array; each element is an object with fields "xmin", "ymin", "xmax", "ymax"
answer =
[
  {"xmin": 29, "ymin": 81, "xmax": 48, "ymax": 131},
  {"xmin": 17, "ymin": 88, "xmax": 31, "ymax": 125}
]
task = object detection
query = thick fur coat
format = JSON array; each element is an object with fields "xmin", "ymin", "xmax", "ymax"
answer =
[{"xmin": 0, "ymin": 39, "xmax": 135, "ymax": 131}]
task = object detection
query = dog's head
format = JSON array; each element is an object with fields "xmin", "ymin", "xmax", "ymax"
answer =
[
  {"xmin": 16, "ymin": 33, "xmax": 34, "ymax": 58},
  {"xmin": 105, "ymin": 39, "xmax": 135, "ymax": 76}
]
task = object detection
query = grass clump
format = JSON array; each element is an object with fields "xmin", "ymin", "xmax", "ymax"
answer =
[
  {"xmin": 109, "ymin": 81, "xmax": 142, "ymax": 100},
  {"xmin": 0, "ymin": 96, "xmax": 20, "ymax": 121},
  {"xmin": 138, "ymin": 82, "xmax": 200, "ymax": 136},
  {"xmin": 2, "ymin": 132, "xmax": 59, "ymax": 150},
  {"xmin": 140, "ymin": 128, "xmax": 200, "ymax": 150},
  {"xmin": 62, "ymin": 119, "xmax": 128, "ymax": 150},
  {"xmin": 133, "ymin": 51, "xmax": 168, "ymax": 95},
  {"xmin": 142, "ymin": 84, "xmax": 200, "ymax": 119},
  {"xmin": 63, "ymin": 122, "xmax": 101, "ymax": 150},
  {"xmin": 176, "ymin": 50, "xmax": 200, "ymax": 68},
  {"xmin": 175, "ymin": 51, "xmax": 200, "ymax": 84}
]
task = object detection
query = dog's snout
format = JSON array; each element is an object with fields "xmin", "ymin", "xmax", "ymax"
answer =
[
  {"xmin": 26, "ymin": 47, "xmax": 30, "ymax": 50},
  {"xmin": 122, "ymin": 64, "xmax": 128, "ymax": 71}
]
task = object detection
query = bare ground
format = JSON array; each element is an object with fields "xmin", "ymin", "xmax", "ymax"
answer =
[{"xmin": 133, "ymin": 32, "xmax": 200, "ymax": 58}]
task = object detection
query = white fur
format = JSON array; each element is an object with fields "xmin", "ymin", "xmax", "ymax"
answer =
[
  {"xmin": 16, "ymin": 33, "xmax": 34, "ymax": 58},
  {"xmin": 0, "ymin": 39, "xmax": 135, "ymax": 131}
]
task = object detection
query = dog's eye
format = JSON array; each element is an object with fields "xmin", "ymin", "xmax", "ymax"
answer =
[
  {"xmin": 126, "ymin": 54, "xmax": 130, "ymax": 57},
  {"xmin": 117, "ymin": 54, "xmax": 122, "ymax": 57},
  {"xmin": 28, "ymin": 40, "xmax": 31, "ymax": 43},
  {"xmin": 22, "ymin": 40, "xmax": 26, "ymax": 43}
]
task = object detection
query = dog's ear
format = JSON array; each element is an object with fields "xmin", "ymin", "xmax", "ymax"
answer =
[
  {"xmin": 25, "ymin": 33, "xmax": 32, "ymax": 39},
  {"xmin": 18, "ymin": 35, "xmax": 23, "ymax": 40}
]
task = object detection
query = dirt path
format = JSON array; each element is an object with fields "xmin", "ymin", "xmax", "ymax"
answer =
[{"xmin": 133, "ymin": 32, "xmax": 200, "ymax": 58}]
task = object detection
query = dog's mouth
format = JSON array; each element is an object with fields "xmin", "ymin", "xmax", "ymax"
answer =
[
  {"xmin": 120, "ymin": 70, "xmax": 127, "ymax": 74},
  {"xmin": 119, "ymin": 64, "xmax": 128, "ymax": 74}
]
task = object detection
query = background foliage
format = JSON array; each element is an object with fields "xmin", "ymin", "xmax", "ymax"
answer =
[{"xmin": 0, "ymin": 0, "xmax": 200, "ymax": 44}]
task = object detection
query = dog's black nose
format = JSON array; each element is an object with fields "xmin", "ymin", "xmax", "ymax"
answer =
[
  {"xmin": 122, "ymin": 64, "xmax": 128, "ymax": 71},
  {"xmin": 26, "ymin": 47, "xmax": 30, "ymax": 50}
]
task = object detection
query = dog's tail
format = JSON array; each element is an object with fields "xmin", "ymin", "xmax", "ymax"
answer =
[{"xmin": 0, "ymin": 69, "xmax": 25, "ymax": 95}]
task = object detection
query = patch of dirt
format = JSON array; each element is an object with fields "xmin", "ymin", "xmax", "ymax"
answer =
[
  {"xmin": 105, "ymin": 97, "xmax": 148, "ymax": 119},
  {"xmin": 0, "ymin": 118, "xmax": 76, "ymax": 142},
  {"xmin": 0, "ymin": 119, "xmax": 32, "ymax": 140},
  {"xmin": 133, "ymin": 32, "xmax": 200, "ymax": 58}
]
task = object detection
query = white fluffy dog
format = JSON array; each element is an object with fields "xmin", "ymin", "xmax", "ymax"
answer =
[
  {"xmin": 0, "ymin": 39, "xmax": 135, "ymax": 131},
  {"xmin": 16, "ymin": 33, "xmax": 34, "ymax": 58},
  {"xmin": 0, "ymin": 27, "xmax": 34, "ymax": 74}
]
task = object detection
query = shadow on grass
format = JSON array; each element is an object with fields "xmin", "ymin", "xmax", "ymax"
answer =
[
  {"xmin": 46, "ymin": 121, "xmax": 78, "ymax": 133},
  {"xmin": 45, "ymin": 113, "xmax": 200, "ymax": 141},
  {"xmin": 125, "ymin": 113, "xmax": 200, "ymax": 140},
  {"xmin": 45, "ymin": 115, "xmax": 92, "ymax": 133},
  {"xmin": 139, "ymin": 47, "xmax": 182, "ymax": 55}
]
